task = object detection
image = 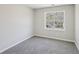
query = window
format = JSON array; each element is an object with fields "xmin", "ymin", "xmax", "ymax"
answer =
[{"xmin": 44, "ymin": 11, "xmax": 65, "ymax": 31}]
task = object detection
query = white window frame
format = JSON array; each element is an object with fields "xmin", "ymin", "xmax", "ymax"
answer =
[{"xmin": 44, "ymin": 11, "xmax": 65, "ymax": 31}]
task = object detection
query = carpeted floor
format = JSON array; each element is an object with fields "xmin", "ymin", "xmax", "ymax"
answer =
[{"xmin": 1, "ymin": 36, "xmax": 79, "ymax": 54}]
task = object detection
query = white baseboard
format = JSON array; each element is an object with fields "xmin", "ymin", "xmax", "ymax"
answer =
[
  {"xmin": 34, "ymin": 34, "xmax": 75, "ymax": 43},
  {"xmin": 0, "ymin": 35, "xmax": 34, "ymax": 53},
  {"xmin": 74, "ymin": 40, "xmax": 79, "ymax": 51}
]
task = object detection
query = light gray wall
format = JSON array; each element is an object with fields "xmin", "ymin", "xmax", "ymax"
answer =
[
  {"xmin": 0, "ymin": 5, "xmax": 33, "ymax": 52},
  {"xmin": 75, "ymin": 4, "xmax": 79, "ymax": 50},
  {"xmin": 34, "ymin": 5, "xmax": 75, "ymax": 42}
]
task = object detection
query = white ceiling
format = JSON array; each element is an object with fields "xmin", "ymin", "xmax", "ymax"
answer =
[
  {"xmin": 27, "ymin": 4, "xmax": 52, "ymax": 9},
  {"xmin": 27, "ymin": 4, "xmax": 67, "ymax": 9}
]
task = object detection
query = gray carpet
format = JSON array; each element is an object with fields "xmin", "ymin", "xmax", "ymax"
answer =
[{"xmin": 1, "ymin": 36, "xmax": 79, "ymax": 54}]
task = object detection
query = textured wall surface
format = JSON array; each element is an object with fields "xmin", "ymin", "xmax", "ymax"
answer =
[
  {"xmin": 0, "ymin": 5, "xmax": 33, "ymax": 52},
  {"xmin": 75, "ymin": 4, "xmax": 79, "ymax": 50}
]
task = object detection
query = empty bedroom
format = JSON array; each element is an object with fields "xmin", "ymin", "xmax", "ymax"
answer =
[{"xmin": 0, "ymin": 4, "xmax": 79, "ymax": 54}]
